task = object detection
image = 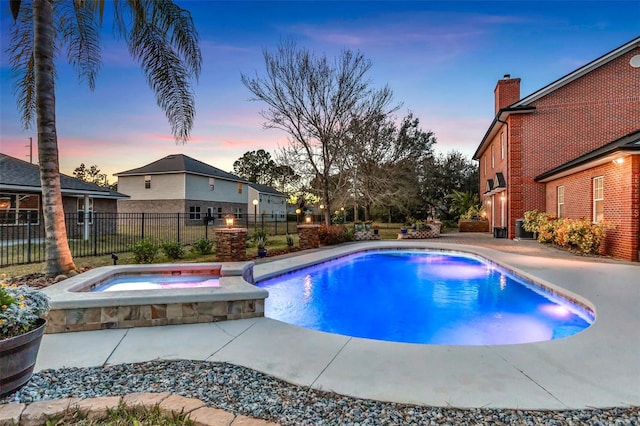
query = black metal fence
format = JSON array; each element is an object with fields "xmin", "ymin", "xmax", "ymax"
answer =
[{"xmin": 0, "ymin": 212, "xmax": 308, "ymax": 267}]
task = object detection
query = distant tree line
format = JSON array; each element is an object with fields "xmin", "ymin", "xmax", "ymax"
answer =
[{"xmin": 239, "ymin": 40, "xmax": 479, "ymax": 224}]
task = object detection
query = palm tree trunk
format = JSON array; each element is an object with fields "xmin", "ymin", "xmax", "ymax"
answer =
[{"xmin": 33, "ymin": 0, "xmax": 76, "ymax": 276}]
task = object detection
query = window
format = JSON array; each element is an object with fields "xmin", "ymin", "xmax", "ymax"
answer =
[
  {"xmin": 500, "ymin": 132, "xmax": 505, "ymax": 160},
  {"xmin": 217, "ymin": 207, "xmax": 223, "ymax": 219},
  {"xmin": 189, "ymin": 206, "xmax": 201, "ymax": 220},
  {"xmin": 209, "ymin": 178, "xmax": 215, "ymax": 191},
  {"xmin": 557, "ymin": 186, "xmax": 565, "ymax": 218},
  {"xmin": 491, "ymin": 144, "xmax": 495, "ymax": 168},
  {"xmin": 0, "ymin": 194, "xmax": 39, "ymax": 225},
  {"xmin": 77, "ymin": 197, "xmax": 93, "ymax": 224},
  {"xmin": 483, "ymin": 156, "xmax": 487, "ymax": 176},
  {"xmin": 207, "ymin": 207, "xmax": 214, "ymax": 218},
  {"xmin": 235, "ymin": 207, "xmax": 242, "ymax": 218},
  {"xmin": 237, "ymin": 182, "xmax": 243, "ymax": 194},
  {"xmin": 144, "ymin": 175, "xmax": 151, "ymax": 189},
  {"xmin": 593, "ymin": 176, "xmax": 604, "ymax": 222}
]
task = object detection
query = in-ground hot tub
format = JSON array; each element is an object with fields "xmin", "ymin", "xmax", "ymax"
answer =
[{"xmin": 42, "ymin": 262, "xmax": 266, "ymax": 333}]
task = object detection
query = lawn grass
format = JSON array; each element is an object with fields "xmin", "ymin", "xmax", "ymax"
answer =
[
  {"xmin": 46, "ymin": 402, "xmax": 195, "ymax": 425},
  {"xmin": 1, "ymin": 222, "xmax": 408, "ymax": 278}
]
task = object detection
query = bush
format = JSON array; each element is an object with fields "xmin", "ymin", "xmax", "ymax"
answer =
[
  {"xmin": 286, "ymin": 234, "xmax": 294, "ymax": 247},
  {"xmin": 250, "ymin": 230, "xmax": 267, "ymax": 244},
  {"xmin": 161, "ymin": 240, "xmax": 185, "ymax": 260},
  {"xmin": 555, "ymin": 218, "xmax": 612, "ymax": 254},
  {"xmin": 128, "ymin": 238, "xmax": 160, "ymax": 264},
  {"xmin": 523, "ymin": 209, "xmax": 544, "ymax": 233},
  {"xmin": 191, "ymin": 238, "xmax": 214, "ymax": 255},
  {"xmin": 318, "ymin": 225, "xmax": 351, "ymax": 245},
  {"xmin": 522, "ymin": 210, "xmax": 613, "ymax": 255}
]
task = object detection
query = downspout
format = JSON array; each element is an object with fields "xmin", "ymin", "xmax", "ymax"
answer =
[{"xmin": 496, "ymin": 115, "xmax": 509, "ymax": 238}]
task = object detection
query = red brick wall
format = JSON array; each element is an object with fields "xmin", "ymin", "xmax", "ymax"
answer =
[
  {"xmin": 544, "ymin": 155, "xmax": 639, "ymax": 261},
  {"xmin": 494, "ymin": 77, "xmax": 521, "ymax": 113},
  {"xmin": 503, "ymin": 47, "xmax": 640, "ymax": 246}
]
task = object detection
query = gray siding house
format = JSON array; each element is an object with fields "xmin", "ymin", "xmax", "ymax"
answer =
[{"xmin": 114, "ymin": 154, "xmax": 249, "ymax": 225}]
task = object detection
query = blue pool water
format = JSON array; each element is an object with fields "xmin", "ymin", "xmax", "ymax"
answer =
[{"xmin": 256, "ymin": 250, "xmax": 594, "ymax": 345}]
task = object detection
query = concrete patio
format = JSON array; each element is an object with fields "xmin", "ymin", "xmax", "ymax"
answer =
[{"xmin": 33, "ymin": 234, "xmax": 640, "ymax": 410}]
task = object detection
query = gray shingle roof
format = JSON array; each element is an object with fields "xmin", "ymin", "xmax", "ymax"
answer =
[
  {"xmin": 248, "ymin": 182, "xmax": 286, "ymax": 197},
  {"xmin": 0, "ymin": 153, "xmax": 128, "ymax": 198},
  {"xmin": 115, "ymin": 154, "xmax": 246, "ymax": 182}
]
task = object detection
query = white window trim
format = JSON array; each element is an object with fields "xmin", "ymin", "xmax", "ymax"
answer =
[
  {"xmin": 144, "ymin": 175, "xmax": 151, "ymax": 189},
  {"xmin": 593, "ymin": 176, "xmax": 604, "ymax": 222},
  {"xmin": 77, "ymin": 197, "xmax": 93, "ymax": 225},
  {"xmin": 557, "ymin": 186, "xmax": 565, "ymax": 218}
]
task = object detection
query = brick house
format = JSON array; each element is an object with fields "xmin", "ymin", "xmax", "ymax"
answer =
[
  {"xmin": 0, "ymin": 153, "xmax": 128, "ymax": 238},
  {"xmin": 115, "ymin": 154, "xmax": 249, "ymax": 225},
  {"xmin": 473, "ymin": 36, "xmax": 640, "ymax": 261}
]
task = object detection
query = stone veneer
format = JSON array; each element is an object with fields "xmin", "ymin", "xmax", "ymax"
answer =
[
  {"xmin": 297, "ymin": 225, "xmax": 320, "ymax": 249},
  {"xmin": 215, "ymin": 228, "xmax": 247, "ymax": 261},
  {"xmin": 45, "ymin": 299, "xmax": 264, "ymax": 334},
  {"xmin": 41, "ymin": 262, "xmax": 266, "ymax": 334}
]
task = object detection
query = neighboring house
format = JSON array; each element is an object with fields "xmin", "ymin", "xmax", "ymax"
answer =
[
  {"xmin": 473, "ymin": 36, "xmax": 640, "ymax": 261},
  {"xmin": 0, "ymin": 153, "xmax": 128, "ymax": 236},
  {"xmin": 247, "ymin": 182, "xmax": 288, "ymax": 221},
  {"xmin": 114, "ymin": 154, "xmax": 249, "ymax": 225}
]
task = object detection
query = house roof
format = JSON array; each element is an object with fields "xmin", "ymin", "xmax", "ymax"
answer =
[
  {"xmin": 0, "ymin": 153, "xmax": 128, "ymax": 198},
  {"xmin": 535, "ymin": 130, "xmax": 640, "ymax": 182},
  {"xmin": 115, "ymin": 154, "xmax": 246, "ymax": 183},
  {"xmin": 473, "ymin": 36, "xmax": 640, "ymax": 160},
  {"xmin": 248, "ymin": 182, "xmax": 286, "ymax": 197}
]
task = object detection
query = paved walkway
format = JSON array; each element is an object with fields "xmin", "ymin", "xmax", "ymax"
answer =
[{"xmin": 5, "ymin": 233, "xmax": 640, "ymax": 420}]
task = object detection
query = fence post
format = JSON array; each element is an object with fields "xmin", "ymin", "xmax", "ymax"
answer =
[
  {"xmin": 26, "ymin": 211, "xmax": 32, "ymax": 263},
  {"xmin": 93, "ymin": 212, "xmax": 98, "ymax": 256},
  {"xmin": 177, "ymin": 213, "xmax": 181, "ymax": 243},
  {"xmin": 141, "ymin": 212, "xmax": 145, "ymax": 240}
]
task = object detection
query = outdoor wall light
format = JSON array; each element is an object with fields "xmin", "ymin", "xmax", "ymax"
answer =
[
  {"xmin": 305, "ymin": 214, "xmax": 312, "ymax": 223},
  {"xmin": 613, "ymin": 158, "xmax": 624, "ymax": 164},
  {"xmin": 225, "ymin": 215, "xmax": 235, "ymax": 228}
]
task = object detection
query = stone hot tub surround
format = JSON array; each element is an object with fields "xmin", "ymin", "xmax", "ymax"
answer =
[{"xmin": 42, "ymin": 262, "xmax": 266, "ymax": 333}]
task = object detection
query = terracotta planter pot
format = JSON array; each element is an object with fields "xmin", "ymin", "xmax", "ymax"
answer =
[{"xmin": 0, "ymin": 318, "xmax": 46, "ymax": 397}]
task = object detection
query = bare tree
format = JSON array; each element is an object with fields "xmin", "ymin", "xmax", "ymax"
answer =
[
  {"xmin": 241, "ymin": 40, "xmax": 396, "ymax": 225},
  {"xmin": 344, "ymin": 112, "xmax": 436, "ymax": 220}
]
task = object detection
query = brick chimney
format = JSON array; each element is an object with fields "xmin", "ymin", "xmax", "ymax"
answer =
[{"xmin": 494, "ymin": 74, "xmax": 521, "ymax": 114}]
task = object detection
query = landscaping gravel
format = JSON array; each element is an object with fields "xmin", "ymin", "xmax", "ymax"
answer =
[{"xmin": 1, "ymin": 360, "xmax": 637, "ymax": 425}]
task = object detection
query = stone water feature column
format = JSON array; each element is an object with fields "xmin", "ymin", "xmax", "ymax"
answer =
[
  {"xmin": 215, "ymin": 228, "xmax": 247, "ymax": 261},
  {"xmin": 297, "ymin": 224, "xmax": 320, "ymax": 249}
]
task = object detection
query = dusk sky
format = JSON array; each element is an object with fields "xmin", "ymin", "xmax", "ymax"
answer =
[{"xmin": 1, "ymin": 1, "xmax": 638, "ymax": 183}]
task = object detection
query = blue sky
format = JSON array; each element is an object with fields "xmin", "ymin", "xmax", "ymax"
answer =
[{"xmin": 1, "ymin": 1, "xmax": 638, "ymax": 182}]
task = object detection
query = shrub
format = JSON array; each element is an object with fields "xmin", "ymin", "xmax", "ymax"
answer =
[
  {"xmin": 161, "ymin": 240, "xmax": 185, "ymax": 260},
  {"xmin": 318, "ymin": 225, "xmax": 351, "ymax": 245},
  {"xmin": 191, "ymin": 238, "xmax": 214, "ymax": 255},
  {"xmin": 536, "ymin": 214, "xmax": 559, "ymax": 244},
  {"xmin": 523, "ymin": 210, "xmax": 613, "ymax": 255},
  {"xmin": 255, "ymin": 235, "xmax": 268, "ymax": 249},
  {"xmin": 1, "ymin": 284, "xmax": 49, "ymax": 339},
  {"xmin": 251, "ymin": 230, "xmax": 267, "ymax": 244},
  {"xmin": 523, "ymin": 209, "xmax": 544, "ymax": 233},
  {"xmin": 128, "ymin": 238, "xmax": 160, "ymax": 264},
  {"xmin": 286, "ymin": 234, "xmax": 294, "ymax": 247},
  {"xmin": 558, "ymin": 218, "xmax": 612, "ymax": 254}
]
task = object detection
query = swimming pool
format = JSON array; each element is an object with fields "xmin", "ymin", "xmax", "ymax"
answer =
[{"xmin": 257, "ymin": 250, "xmax": 594, "ymax": 345}]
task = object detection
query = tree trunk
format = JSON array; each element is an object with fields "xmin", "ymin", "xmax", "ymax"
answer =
[{"xmin": 34, "ymin": 0, "xmax": 76, "ymax": 277}]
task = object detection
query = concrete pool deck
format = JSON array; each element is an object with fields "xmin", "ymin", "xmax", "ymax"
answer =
[{"xmin": 33, "ymin": 234, "xmax": 639, "ymax": 410}]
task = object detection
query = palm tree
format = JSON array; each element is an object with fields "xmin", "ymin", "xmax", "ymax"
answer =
[{"xmin": 8, "ymin": 0, "xmax": 201, "ymax": 276}]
